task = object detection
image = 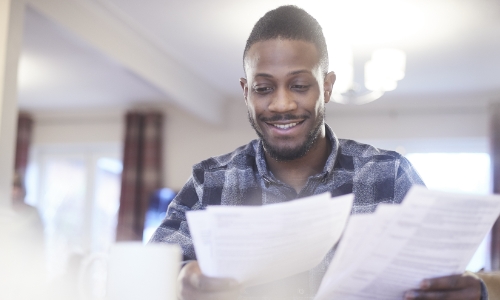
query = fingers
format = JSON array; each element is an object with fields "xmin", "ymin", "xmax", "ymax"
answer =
[
  {"xmin": 419, "ymin": 274, "xmax": 479, "ymax": 291},
  {"xmin": 403, "ymin": 274, "xmax": 482, "ymax": 300},
  {"xmin": 178, "ymin": 261, "xmax": 241, "ymax": 300},
  {"xmin": 404, "ymin": 288, "xmax": 481, "ymax": 300}
]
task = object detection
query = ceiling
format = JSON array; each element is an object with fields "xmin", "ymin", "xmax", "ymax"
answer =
[
  {"xmin": 17, "ymin": 0, "xmax": 500, "ymax": 121},
  {"xmin": 18, "ymin": 7, "xmax": 166, "ymax": 111}
]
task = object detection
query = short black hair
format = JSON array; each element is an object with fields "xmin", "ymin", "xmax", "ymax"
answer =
[{"xmin": 243, "ymin": 5, "xmax": 329, "ymax": 75}]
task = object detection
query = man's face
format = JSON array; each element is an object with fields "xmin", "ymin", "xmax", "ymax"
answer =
[{"xmin": 240, "ymin": 39, "xmax": 335, "ymax": 161}]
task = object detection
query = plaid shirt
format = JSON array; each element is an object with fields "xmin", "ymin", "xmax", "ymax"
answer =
[{"xmin": 151, "ymin": 124, "xmax": 476, "ymax": 299}]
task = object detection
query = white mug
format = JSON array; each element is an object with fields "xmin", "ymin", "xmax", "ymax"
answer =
[{"xmin": 80, "ymin": 242, "xmax": 181, "ymax": 300}]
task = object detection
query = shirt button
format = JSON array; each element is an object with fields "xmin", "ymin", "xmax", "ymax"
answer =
[{"xmin": 298, "ymin": 288, "xmax": 305, "ymax": 295}]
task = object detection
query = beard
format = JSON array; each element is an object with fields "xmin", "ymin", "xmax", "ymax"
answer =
[{"xmin": 247, "ymin": 107, "xmax": 325, "ymax": 161}]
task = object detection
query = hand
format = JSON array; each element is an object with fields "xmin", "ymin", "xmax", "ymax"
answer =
[
  {"xmin": 178, "ymin": 261, "xmax": 242, "ymax": 300},
  {"xmin": 403, "ymin": 274, "xmax": 481, "ymax": 300}
]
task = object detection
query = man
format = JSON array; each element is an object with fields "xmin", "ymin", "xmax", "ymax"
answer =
[{"xmin": 150, "ymin": 5, "xmax": 486, "ymax": 300}]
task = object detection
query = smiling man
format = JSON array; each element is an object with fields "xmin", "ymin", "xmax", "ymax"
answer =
[
  {"xmin": 241, "ymin": 37, "xmax": 334, "ymax": 194},
  {"xmin": 150, "ymin": 5, "xmax": 487, "ymax": 300}
]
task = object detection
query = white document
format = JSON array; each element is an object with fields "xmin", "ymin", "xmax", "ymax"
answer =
[
  {"xmin": 186, "ymin": 192, "xmax": 353, "ymax": 287},
  {"xmin": 315, "ymin": 186, "xmax": 500, "ymax": 300}
]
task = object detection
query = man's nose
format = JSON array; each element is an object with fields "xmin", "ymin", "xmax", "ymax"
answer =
[{"xmin": 268, "ymin": 87, "xmax": 297, "ymax": 113}]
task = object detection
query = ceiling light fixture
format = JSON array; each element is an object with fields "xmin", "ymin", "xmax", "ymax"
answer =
[{"xmin": 330, "ymin": 48, "xmax": 406, "ymax": 105}]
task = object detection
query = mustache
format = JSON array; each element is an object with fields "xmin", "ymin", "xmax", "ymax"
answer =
[{"xmin": 259, "ymin": 114, "xmax": 309, "ymax": 122}]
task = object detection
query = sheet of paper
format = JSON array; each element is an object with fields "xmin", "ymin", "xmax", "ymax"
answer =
[
  {"xmin": 186, "ymin": 192, "xmax": 353, "ymax": 287},
  {"xmin": 323, "ymin": 204, "xmax": 401, "ymax": 287},
  {"xmin": 315, "ymin": 186, "xmax": 500, "ymax": 300}
]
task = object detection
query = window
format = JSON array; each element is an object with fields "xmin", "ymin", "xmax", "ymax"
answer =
[{"xmin": 26, "ymin": 145, "xmax": 122, "ymax": 279}]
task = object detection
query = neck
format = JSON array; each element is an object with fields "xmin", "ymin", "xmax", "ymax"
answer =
[{"xmin": 265, "ymin": 130, "xmax": 331, "ymax": 193}]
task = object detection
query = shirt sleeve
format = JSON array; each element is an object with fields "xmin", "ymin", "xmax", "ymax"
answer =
[
  {"xmin": 148, "ymin": 176, "xmax": 202, "ymax": 261},
  {"xmin": 480, "ymin": 279, "xmax": 489, "ymax": 300},
  {"xmin": 394, "ymin": 155, "xmax": 426, "ymax": 204},
  {"xmin": 473, "ymin": 271, "xmax": 500, "ymax": 300}
]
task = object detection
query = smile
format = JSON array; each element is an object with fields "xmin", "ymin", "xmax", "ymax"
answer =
[{"xmin": 271, "ymin": 122, "xmax": 301, "ymax": 129}]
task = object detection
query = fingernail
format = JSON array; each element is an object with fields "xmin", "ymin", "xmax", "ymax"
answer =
[{"xmin": 420, "ymin": 279, "xmax": 430, "ymax": 290}]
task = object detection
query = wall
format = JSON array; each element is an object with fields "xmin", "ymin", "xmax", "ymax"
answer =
[
  {"xmin": 32, "ymin": 110, "xmax": 124, "ymax": 146},
  {"xmin": 0, "ymin": 0, "xmax": 24, "ymax": 207},
  {"xmin": 327, "ymin": 101, "xmax": 490, "ymax": 154}
]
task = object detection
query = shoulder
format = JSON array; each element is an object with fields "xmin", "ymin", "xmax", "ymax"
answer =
[
  {"xmin": 184, "ymin": 140, "xmax": 260, "ymax": 207},
  {"xmin": 337, "ymin": 138, "xmax": 404, "ymax": 162},
  {"xmin": 335, "ymin": 138, "xmax": 423, "ymax": 184},
  {"xmin": 335, "ymin": 139, "xmax": 424, "ymax": 209}
]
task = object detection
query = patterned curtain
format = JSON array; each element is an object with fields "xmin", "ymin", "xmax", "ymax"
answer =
[
  {"xmin": 116, "ymin": 111, "xmax": 164, "ymax": 241},
  {"xmin": 14, "ymin": 112, "xmax": 33, "ymax": 176}
]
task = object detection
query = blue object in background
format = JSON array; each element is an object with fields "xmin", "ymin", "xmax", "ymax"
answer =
[{"xmin": 143, "ymin": 188, "xmax": 176, "ymax": 243}]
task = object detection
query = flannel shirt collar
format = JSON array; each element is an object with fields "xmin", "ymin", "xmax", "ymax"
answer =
[{"xmin": 253, "ymin": 123, "xmax": 340, "ymax": 182}]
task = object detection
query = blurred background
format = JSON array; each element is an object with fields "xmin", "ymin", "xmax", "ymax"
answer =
[{"xmin": 1, "ymin": 0, "xmax": 500, "ymax": 298}]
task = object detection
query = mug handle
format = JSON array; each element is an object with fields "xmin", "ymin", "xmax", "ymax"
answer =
[{"xmin": 78, "ymin": 252, "xmax": 109, "ymax": 300}]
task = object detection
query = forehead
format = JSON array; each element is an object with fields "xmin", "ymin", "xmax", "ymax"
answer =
[{"xmin": 244, "ymin": 39, "xmax": 321, "ymax": 76}]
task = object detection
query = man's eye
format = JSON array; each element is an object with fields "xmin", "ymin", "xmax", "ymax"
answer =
[
  {"xmin": 253, "ymin": 86, "xmax": 274, "ymax": 94},
  {"xmin": 291, "ymin": 85, "xmax": 310, "ymax": 91}
]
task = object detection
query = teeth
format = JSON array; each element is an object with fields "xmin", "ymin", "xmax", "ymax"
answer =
[{"xmin": 273, "ymin": 122, "xmax": 298, "ymax": 129}]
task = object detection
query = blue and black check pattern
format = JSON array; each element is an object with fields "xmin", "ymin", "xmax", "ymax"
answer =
[{"xmin": 150, "ymin": 124, "xmax": 428, "ymax": 299}]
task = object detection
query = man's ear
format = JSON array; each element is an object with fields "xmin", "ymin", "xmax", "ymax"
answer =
[
  {"xmin": 323, "ymin": 72, "xmax": 336, "ymax": 104},
  {"xmin": 240, "ymin": 78, "xmax": 248, "ymax": 103}
]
